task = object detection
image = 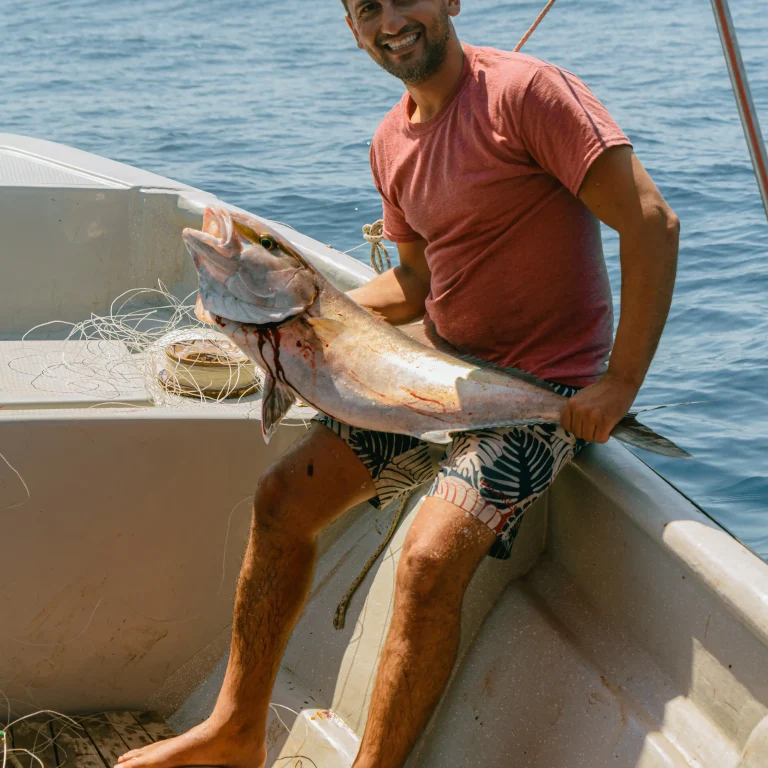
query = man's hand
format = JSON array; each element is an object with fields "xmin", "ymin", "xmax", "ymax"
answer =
[
  {"xmin": 560, "ymin": 373, "xmax": 638, "ymax": 443},
  {"xmin": 347, "ymin": 238, "xmax": 431, "ymax": 326}
]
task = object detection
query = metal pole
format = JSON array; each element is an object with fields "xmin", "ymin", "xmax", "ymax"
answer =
[{"xmin": 710, "ymin": 0, "xmax": 768, "ymax": 220}]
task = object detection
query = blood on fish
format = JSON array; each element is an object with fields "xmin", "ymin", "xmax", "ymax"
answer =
[
  {"xmin": 402, "ymin": 388, "xmax": 446, "ymax": 410},
  {"xmin": 344, "ymin": 370, "xmax": 449, "ymax": 421},
  {"xmin": 255, "ymin": 326, "xmax": 287, "ymax": 384}
]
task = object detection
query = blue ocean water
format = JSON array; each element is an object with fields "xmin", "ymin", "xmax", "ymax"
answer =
[{"xmin": 2, "ymin": 1, "xmax": 766, "ymax": 559}]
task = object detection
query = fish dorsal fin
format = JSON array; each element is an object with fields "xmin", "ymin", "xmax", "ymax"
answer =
[
  {"xmin": 307, "ymin": 317, "xmax": 345, "ymax": 344},
  {"xmin": 461, "ymin": 357, "xmax": 557, "ymax": 393},
  {"xmin": 262, "ymin": 372, "xmax": 297, "ymax": 444}
]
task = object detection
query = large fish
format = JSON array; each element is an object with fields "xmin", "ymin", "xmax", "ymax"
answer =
[{"xmin": 182, "ymin": 206, "xmax": 689, "ymax": 458}]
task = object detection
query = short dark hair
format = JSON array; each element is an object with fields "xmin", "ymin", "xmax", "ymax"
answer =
[{"xmin": 340, "ymin": 0, "xmax": 349, "ymax": 10}]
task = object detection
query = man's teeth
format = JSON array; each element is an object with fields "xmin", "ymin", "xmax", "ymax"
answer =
[{"xmin": 386, "ymin": 33, "xmax": 419, "ymax": 52}]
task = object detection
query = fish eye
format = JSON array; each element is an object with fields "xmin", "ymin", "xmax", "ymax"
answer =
[{"xmin": 260, "ymin": 235, "xmax": 277, "ymax": 251}]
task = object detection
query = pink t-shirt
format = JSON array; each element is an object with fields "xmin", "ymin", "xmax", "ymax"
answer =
[{"xmin": 370, "ymin": 44, "xmax": 632, "ymax": 386}]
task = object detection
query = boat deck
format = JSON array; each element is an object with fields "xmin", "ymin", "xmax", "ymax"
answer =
[{"xmin": 6, "ymin": 712, "xmax": 175, "ymax": 768}]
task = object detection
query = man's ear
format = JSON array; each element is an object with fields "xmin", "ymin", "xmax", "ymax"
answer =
[
  {"xmin": 447, "ymin": 0, "xmax": 461, "ymax": 18},
  {"xmin": 345, "ymin": 14, "xmax": 365, "ymax": 50}
]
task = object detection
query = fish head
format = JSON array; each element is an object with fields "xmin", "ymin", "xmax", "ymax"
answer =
[{"xmin": 183, "ymin": 206, "xmax": 319, "ymax": 325}]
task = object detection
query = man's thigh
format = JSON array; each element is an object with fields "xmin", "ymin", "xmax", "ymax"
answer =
[
  {"xmin": 265, "ymin": 421, "xmax": 380, "ymax": 533},
  {"xmin": 312, "ymin": 414, "xmax": 442, "ymax": 510},
  {"xmin": 428, "ymin": 423, "xmax": 587, "ymax": 560},
  {"xmin": 309, "ymin": 414, "xmax": 585, "ymax": 560}
]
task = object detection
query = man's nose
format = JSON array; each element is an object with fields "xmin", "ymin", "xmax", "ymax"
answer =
[{"xmin": 380, "ymin": 1, "xmax": 409, "ymax": 36}]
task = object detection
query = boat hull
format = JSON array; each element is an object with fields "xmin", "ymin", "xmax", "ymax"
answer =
[{"xmin": 2, "ymin": 134, "xmax": 767, "ymax": 767}]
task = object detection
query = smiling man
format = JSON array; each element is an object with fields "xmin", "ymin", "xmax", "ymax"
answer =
[
  {"xmin": 115, "ymin": 2, "xmax": 678, "ymax": 768},
  {"xmin": 336, "ymin": 0, "xmax": 679, "ymax": 762}
]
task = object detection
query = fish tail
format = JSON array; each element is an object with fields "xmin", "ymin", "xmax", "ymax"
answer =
[{"xmin": 611, "ymin": 415, "xmax": 692, "ymax": 459}]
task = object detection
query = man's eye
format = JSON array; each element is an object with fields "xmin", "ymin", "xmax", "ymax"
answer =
[{"xmin": 359, "ymin": 2, "xmax": 378, "ymax": 15}]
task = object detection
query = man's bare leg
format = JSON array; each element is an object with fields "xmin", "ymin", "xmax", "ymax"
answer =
[
  {"xmin": 352, "ymin": 498, "xmax": 496, "ymax": 768},
  {"xmin": 116, "ymin": 422, "xmax": 376, "ymax": 768}
]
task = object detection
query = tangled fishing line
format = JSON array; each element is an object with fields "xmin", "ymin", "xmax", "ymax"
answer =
[
  {"xmin": 0, "ymin": 707, "xmax": 81, "ymax": 768},
  {"xmin": 13, "ymin": 283, "xmax": 265, "ymax": 410},
  {"xmin": 0, "ymin": 703, "xmax": 318, "ymax": 768}
]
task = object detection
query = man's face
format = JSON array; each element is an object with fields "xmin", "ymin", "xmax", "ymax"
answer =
[{"xmin": 345, "ymin": 0, "xmax": 460, "ymax": 85}]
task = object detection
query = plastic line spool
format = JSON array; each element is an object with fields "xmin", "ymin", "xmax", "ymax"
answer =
[{"xmin": 160, "ymin": 337, "xmax": 261, "ymax": 400}]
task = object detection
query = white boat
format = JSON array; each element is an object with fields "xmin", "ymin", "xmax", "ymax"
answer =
[{"xmin": 1, "ymin": 132, "xmax": 767, "ymax": 768}]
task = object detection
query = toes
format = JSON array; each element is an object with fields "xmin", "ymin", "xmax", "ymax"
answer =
[
  {"xmin": 116, "ymin": 749, "xmax": 144, "ymax": 765},
  {"xmin": 115, "ymin": 758, "xmax": 144, "ymax": 768}
]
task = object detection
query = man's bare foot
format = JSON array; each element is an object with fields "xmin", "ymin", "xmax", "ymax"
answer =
[{"xmin": 114, "ymin": 718, "xmax": 266, "ymax": 768}]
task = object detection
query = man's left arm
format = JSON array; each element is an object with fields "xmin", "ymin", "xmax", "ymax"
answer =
[{"xmin": 560, "ymin": 145, "xmax": 680, "ymax": 443}]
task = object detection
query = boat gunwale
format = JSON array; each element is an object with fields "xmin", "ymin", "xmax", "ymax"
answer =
[{"xmin": 573, "ymin": 442, "xmax": 768, "ymax": 651}]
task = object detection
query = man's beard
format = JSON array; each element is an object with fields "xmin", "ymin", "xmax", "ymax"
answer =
[{"xmin": 366, "ymin": 3, "xmax": 452, "ymax": 86}]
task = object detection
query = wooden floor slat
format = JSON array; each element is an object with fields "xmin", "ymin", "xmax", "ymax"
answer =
[
  {"xmin": 78, "ymin": 714, "xmax": 129, "ymax": 768},
  {"xmin": 127, "ymin": 713, "xmax": 175, "ymax": 744},
  {"xmin": 51, "ymin": 721, "xmax": 104, "ymax": 768},
  {"xmin": 4, "ymin": 712, "xmax": 175, "ymax": 768},
  {"xmin": 103, "ymin": 714, "xmax": 153, "ymax": 751},
  {"xmin": 11, "ymin": 717, "xmax": 58, "ymax": 768}
]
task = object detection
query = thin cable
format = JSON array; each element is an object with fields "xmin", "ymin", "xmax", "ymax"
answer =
[
  {"xmin": 514, "ymin": 0, "xmax": 558, "ymax": 52},
  {"xmin": 0, "ymin": 599, "xmax": 103, "ymax": 648},
  {"xmin": 0, "ymin": 453, "xmax": 30, "ymax": 512},
  {"xmin": 269, "ymin": 704, "xmax": 319, "ymax": 768}
]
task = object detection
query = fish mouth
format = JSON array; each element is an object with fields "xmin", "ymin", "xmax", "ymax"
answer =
[
  {"xmin": 202, "ymin": 206, "xmax": 234, "ymax": 242},
  {"xmin": 182, "ymin": 210, "xmax": 240, "ymax": 284}
]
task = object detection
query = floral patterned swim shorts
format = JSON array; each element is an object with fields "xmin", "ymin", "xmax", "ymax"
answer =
[{"xmin": 313, "ymin": 382, "xmax": 587, "ymax": 560}]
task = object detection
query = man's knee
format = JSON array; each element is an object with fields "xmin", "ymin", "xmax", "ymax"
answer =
[
  {"xmin": 252, "ymin": 461, "xmax": 306, "ymax": 533},
  {"xmin": 396, "ymin": 536, "xmax": 466, "ymax": 607},
  {"xmin": 251, "ymin": 421, "xmax": 376, "ymax": 537}
]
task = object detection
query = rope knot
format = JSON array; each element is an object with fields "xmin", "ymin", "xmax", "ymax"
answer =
[{"xmin": 362, "ymin": 219, "xmax": 391, "ymax": 274}]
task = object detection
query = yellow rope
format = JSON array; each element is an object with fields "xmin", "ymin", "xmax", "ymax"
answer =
[
  {"xmin": 334, "ymin": 487, "xmax": 417, "ymax": 630},
  {"xmin": 514, "ymin": 0, "xmax": 558, "ymax": 52},
  {"xmin": 362, "ymin": 220, "xmax": 391, "ymax": 274}
]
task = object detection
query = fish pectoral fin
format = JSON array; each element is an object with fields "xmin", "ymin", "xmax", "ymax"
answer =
[
  {"xmin": 306, "ymin": 317, "xmax": 346, "ymax": 344},
  {"xmin": 412, "ymin": 429, "xmax": 454, "ymax": 445},
  {"xmin": 261, "ymin": 372, "xmax": 297, "ymax": 444}
]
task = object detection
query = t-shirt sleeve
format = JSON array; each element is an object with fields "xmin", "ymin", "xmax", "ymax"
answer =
[
  {"xmin": 520, "ymin": 66, "xmax": 632, "ymax": 196},
  {"xmin": 370, "ymin": 139, "xmax": 422, "ymax": 243}
]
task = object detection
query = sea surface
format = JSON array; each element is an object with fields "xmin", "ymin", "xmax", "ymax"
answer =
[{"xmin": 2, "ymin": 0, "xmax": 766, "ymax": 559}]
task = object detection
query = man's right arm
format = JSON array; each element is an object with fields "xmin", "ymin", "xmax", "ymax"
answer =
[{"xmin": 346, "ymin": 238, "xmax": 431, "ymax": 326}]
